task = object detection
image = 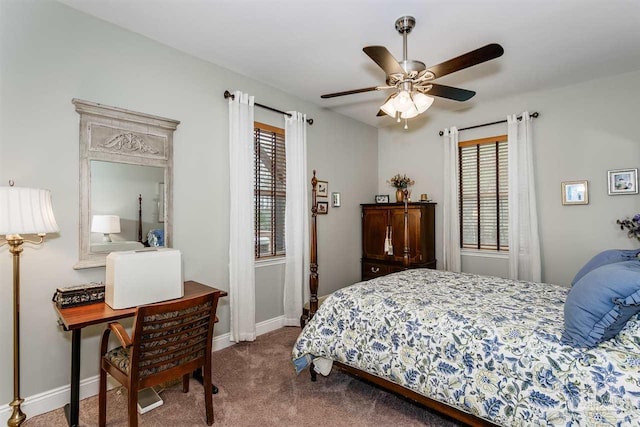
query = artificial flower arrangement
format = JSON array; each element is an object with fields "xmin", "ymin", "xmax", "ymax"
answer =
[
  {"xmin": 617, "ymin": 214, "xmax": 640, "ymax": 241},
  {"xmin": 387, "ymin": 174, "xmax": 415, "ymax": 189}
]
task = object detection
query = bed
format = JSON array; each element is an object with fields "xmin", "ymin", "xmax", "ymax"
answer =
[{"xmin": 292, "ymin": 174, "xmax": 640, "ymax": 426}]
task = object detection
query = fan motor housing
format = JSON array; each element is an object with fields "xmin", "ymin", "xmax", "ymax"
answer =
[
  {"xmin": 386, "ymin": 60, "xmax": 429, "ymax": 86},
  {"xmin": 400, "ymin": 59, "xmax": 426, "ymax": 75},
  {"xmin": 395, "ymin": 16, "xmax": 416, "ymax": 34}
]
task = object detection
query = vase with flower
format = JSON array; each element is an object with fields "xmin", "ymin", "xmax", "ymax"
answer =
[
  {"xmin": 387, "ymin": 174, "xmax": 415, "ymax": 202},
  {"xmin": 617, "ymin": 214, "xmax": 640, "ymax": 241}
]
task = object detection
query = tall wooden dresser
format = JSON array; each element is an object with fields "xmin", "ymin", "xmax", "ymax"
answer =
[{"xmin": 361, "ymin": 202, "xmax": 436, "ymax": 280}]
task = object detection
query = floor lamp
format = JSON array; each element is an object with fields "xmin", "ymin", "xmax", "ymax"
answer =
[{"xmin": 0, "ymin": 183, "xmax": 59, "ymax": 427}]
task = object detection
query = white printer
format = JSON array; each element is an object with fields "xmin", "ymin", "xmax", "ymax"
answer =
[{"xmin": 105, "ymin": 248, "xmax": 183, "ymax": 309}]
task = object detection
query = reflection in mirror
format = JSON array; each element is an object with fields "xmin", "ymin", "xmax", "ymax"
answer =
[{"xmin": 90, "ymin": 161, "xmax": 165, "ymax": 254}]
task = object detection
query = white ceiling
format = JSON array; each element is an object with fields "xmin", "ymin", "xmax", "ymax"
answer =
[{"xmin": 59, "ymin": 0, "xmax": 640, "ymax": 127}]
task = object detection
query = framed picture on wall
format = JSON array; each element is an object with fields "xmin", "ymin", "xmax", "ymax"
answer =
[
  {"xmin": 317, "ymin": 201, "xmax": 328, "ymax": 214},
  {"xmin": 317, "ymin": 181, "xmax": 328, "ymax": 197},
  {"xmin": 608, "ymin": 168, "xmax": 638, "ymax": 195},
  {"xmin": 561, "ymin": 180, "xmax": 589, "ymax": 205}
]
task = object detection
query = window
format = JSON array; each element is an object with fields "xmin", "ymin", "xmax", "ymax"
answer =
[
  {"xmin": 459, "ymin": 135, "xmax": 508, "ymax": 251},
  {"xmin": 254, "ymin": 122, "xmax": 286, "ymax": 258}
]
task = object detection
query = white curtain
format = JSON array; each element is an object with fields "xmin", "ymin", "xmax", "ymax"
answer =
[
  {"xmin": 442, "ymin": 127, "xmax": 461, "ymax": 272},
  {"xmin": 283, "ymin": 112, "xmax": 310, "ymax": 326},
  {"xmin": 507, "ymin": 112, "xmax": 541, "ymax": 282},
  {"xmin": 228, "ymin": 91, "xmax": 256, "ymax": 342}
]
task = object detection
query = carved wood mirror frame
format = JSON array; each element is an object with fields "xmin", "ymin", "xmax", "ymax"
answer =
[{"xmin": 73, "ymin": 99, "xmax": 179, "ymax": 269}]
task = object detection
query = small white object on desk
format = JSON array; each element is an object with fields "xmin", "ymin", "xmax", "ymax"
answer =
[{"xmin": 105, "ymin": 248, "xmax": 183, "ymax": 309}]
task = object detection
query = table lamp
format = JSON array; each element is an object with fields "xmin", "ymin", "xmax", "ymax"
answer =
[
  {"xmin": 91, "ymin": 215, "xmax": 120, "ymax": 242},
  {"xmin": 0, "ymin": 182, "xmax": 59, "ymax": 426}
]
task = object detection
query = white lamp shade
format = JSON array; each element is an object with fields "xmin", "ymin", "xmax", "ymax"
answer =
[
  {"xmin": 413, "ymin": 93, "xmax": 434, "ymax": 114},
  {"xmin": 392, "ymin": 90, "xmax": 413, "ymax": 113},
  {"xmin": 380, "ymin": 96, "xmax": 397, "ymax": 117},
  {"xmin": 0, "ymin": 186, "xmax": 59, "ymax": 235},
  {"xmin": 401, "ymin": 104, "xmax": 419, "ymax": 119},
  {"xmin": 91, "ymin": 215, "xmax": 121, "ymax": 234}
]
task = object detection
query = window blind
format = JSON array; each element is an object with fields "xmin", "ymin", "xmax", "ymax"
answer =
[
  {"xmin": 254, "ymin": 122, "xmax": 286, "ymax": 258},
  {"xmin": 459, "ymin": 137, "xmax": 508, "ymax": 251}
]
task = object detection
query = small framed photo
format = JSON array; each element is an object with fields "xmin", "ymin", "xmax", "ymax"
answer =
[
  {"xmin": 608, "ymin": 168, "xmax": 638, "ymax": 195},
  {"xmin": 317, "ymin": 201, "xmax": 328, "ymax": 214},
  {"xmin": 331, "ymin": 192, "xmax": 341, "ymax": 207},
  {"xmin": 375, "ymin": 194, "xmax": 390, "ymax": 204},
  {"xmin": 562, "ymin": 180, "xmax": 589, "ymax": 205},
  {"xmin": 317, "ymin": 181, "xmax": 328, "ymax": 197}
]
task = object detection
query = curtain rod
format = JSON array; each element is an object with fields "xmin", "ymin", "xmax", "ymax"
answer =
[
  {"xmin": 223, "ymin": 90, "xmax": 314, "ymax": 125},
  {"xmin": 438, "ymin": 111, "xmax": 539, "ymax": 136}
]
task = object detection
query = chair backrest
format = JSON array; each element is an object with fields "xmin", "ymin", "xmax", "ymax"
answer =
[{"xmin": 128, "ymin": 292, "xmax": 220, "ymax": 387}]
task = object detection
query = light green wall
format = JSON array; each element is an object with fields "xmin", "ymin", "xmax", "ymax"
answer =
[
  {"xmin": 0, "ymin": 0, "xmax": 377, "ymax": 405},
  {"xmin": 378, "ymin": 69, "xmax": 640, "ymax": 285}
]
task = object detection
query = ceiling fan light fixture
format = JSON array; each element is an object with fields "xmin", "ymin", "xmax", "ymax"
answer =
[
  {"xmin": 392, "ymin": 90, "xmax": 413, "ymax": 113},
  {"xmin": 413, "ymin": 92, "xmax": 434, "ymax": 114},
  {"xmin": 380, "ymin": 96, "xmax": 398, "ymax": 117},
  {"xmin": 398, "ymin": 92, "xmax": 433, "ymax": 119},
  {"xmin": 400, "ymin": 104, "xmax": 419, "ymax": 119}
]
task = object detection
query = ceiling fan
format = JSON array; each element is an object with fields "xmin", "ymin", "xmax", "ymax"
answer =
[{"xmin": 321, "ymin": 16, "xmax": 504, "ymax": 128}]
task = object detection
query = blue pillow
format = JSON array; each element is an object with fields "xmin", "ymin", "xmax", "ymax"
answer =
[
  {"xmin": 147, "ymin": 229, "xmax": 164, "ymax": 247},
  {"xmin": 563, "ymin": 260, "xmax": 640, "ymax": 348},
  {"xmin": 571, "ymin": 249, "xmax": 640, "ymax": 286}
]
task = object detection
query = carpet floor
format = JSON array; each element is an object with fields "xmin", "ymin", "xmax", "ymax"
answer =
[{"xmin": 25, "ymin": 327, "xmax": 462, "ymax": 426}]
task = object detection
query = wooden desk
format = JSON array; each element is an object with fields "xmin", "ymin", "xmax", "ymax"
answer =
[{"xmin": 54, "ymin": 281, "xmax": 227, "ymax": 427}]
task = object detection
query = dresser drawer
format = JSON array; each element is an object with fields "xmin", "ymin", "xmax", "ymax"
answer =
[
  {"xmin": 362, "ymin": 262, "xmax": 391, "ymax": 280},
  {"xmin": 389, "ymin": 265, "xmax": 406, "ymax": 274}
]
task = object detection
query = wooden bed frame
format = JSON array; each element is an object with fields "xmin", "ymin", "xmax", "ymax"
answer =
[{"xmin": 304, "ymin": 171, "xmax": 497, "ymax": 427}]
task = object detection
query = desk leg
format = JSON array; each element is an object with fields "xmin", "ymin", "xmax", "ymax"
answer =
[
  {"xmin": 193, "ymin": 368, "xmax": 218, "ymax": 394},
  {"xmin": 63, "ymin": 329, "xmax": 81, "ymax": 427}
]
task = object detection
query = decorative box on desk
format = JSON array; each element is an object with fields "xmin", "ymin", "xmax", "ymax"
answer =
[
  {"xmin": 361, "ymin": 202, "xmax": 436, "ymax": 280},
  {"xmin": 106, "ymin": 248, "xmax": 183, "ymax": 309},
  {"xmin": 52, "ymin": 282, "xmax": 105, "ymax": 309}
]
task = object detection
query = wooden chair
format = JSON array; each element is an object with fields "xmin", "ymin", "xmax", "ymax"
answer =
[{"xmin": 98, "ymin": 292, "xmax": 221, "ymax": 426}]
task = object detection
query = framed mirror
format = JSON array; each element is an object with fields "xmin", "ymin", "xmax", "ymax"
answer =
[{"xmin": 73, "ymin": 99, "xmax": 180, "ymax": 269}]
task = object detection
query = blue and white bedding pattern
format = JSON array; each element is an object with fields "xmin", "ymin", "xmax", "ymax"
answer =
[{"xmin": 292, "ymin": 269, "xmax": 640, "ymax": 426}]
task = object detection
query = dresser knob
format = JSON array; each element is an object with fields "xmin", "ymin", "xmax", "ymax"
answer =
[{"xmin": 371, "ymin": 267, "xmax": 379, "ymax": 273}]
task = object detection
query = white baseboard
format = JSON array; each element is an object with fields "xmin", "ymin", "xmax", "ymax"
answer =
[
  {"xmin": 0, "ymin": 375, "xmax": 121, "ymax": 423},
  {"xmin": 211, "ymin": 314, "xmax": 285, "ymax": 351},
  {"xmin": 1, "ymin": 315, "xmax": 287, "ymax": 422},
  {"xmin": 255, "ymin": 314, "xmax": 286, "ymax": 337}
]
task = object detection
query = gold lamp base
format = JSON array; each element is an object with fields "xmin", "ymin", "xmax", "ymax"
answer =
[
  {"xmin": 7, "ymin": 398, "xmax": 26, "ymax": 427},
  {"xmin": 6, "ymin": 235, "xmax": 30, "ymax": 427}
]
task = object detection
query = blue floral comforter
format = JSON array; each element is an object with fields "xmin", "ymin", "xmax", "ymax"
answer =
[{"xmin": 292, "ymin": 269, "xmax": 640, "ymax": 426}]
